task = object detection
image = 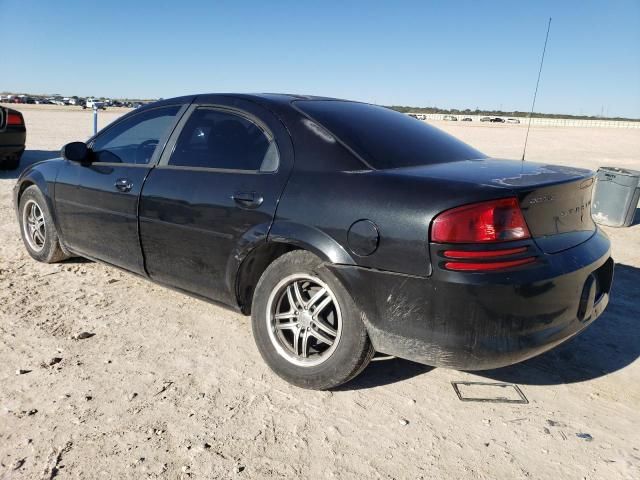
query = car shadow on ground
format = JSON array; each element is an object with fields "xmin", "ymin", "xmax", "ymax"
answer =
[
  {"xmin": 336, "ymin": 354, "xmax": 433, "ymax": 391},
  {"xmin": 477, "ymin": 263, "xmax": 640, "ymax": 385},
  {"xmin": 340, "ymin": 263, "xmax": 639, "ymax": 390},
  {"xmin": 0, "ymin": 150, "xmax": 59, "ymax": 180}
]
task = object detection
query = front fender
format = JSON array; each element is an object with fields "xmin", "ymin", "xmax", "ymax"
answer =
[{"xmin": 14, "ymin": 159, "xmax": 63, "ymax": 232}]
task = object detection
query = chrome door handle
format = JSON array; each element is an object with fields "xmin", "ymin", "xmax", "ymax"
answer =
[
  {"xmin": 232, "ymin": 191, "xmax": 263, "ymax": 209},
  {"xmin": 115, "ymin": 178, "xmax": 133, "ymax": 192}
]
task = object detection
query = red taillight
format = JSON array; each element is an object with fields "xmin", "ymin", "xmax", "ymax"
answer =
[
  {"xmin": 445, "ymin": 257, "xmax": 536, "ymax": 272},
  {"xmin": 444, "ymin": 246, "xmax": 528, "ymax": 259},
  {"xmin": 7, "ymin": 112, "xmax": 24, "ymax": 126},
  {"xmin": 431, "ymin": 197, "xmax": 530, "ymax": 243}
]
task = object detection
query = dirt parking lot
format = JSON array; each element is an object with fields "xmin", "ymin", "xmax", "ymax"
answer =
[{"xmin": 1, "ymin": 105, "xmax": 639, "ymax": 479}]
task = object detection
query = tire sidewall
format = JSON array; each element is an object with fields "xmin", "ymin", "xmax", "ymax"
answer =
[{"xmin": 252, "ymin": 251, "xmax": 370, "ymax": 389}]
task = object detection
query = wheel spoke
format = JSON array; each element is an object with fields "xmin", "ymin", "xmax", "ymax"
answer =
[
  {"xmin": 311, "ymin": 296, "xmax": 332, "ymax": 319},
  {"xmin": 286, "ymin": 285, "xmax": 298, "ymax": 311},
  {"xmin": 274, "ymin": 312, "xmax": 297, "ymax": 321},
  {"xmin": 309, "ymin": 327, "xmax": 334, "ymax": 346},
  {"xmin": 292, "ymin": 327, "xmax": 302, "ymax": 355},
  {"xmin": 313, "ymin": 317, "xmax": 337, "ymax": 337},
  {"xmin": 33, "ymin": 229, "xmax": 45, "ymax": 244},
  {"xmin": 300, "ymin": 329, "xmax": 310, "ymax": 358},
  {"xmin": 292, "ymin": 281, "xmax": 306, "ymax": 309},
  {"xmin": 275, "ymin": 321, "xmax": 298, "ymax": 331},
  {"xmin": 307, "ymin": 287, "xmax": 327, "ymax": 310}
]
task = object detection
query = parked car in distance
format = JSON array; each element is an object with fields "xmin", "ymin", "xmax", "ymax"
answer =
[
  {"xmin": 461, "ymin": 117, "xmax": 472, "ymax": 122},
  {"xmin": 480, "ymin": 116, "xmax": 491, "ymax": 122},
  {"xmin": 83, "ymin": 98, "xmax": 107, "ymax": 110},
  {"xmin": 14, "ymin": 94, "xmax": 613, "ymax": 390},
  {"xmin": 507, "ymin": 118, "xmax": 521, "ymax": 124},
  {"xmin": 0, "ymin": 106, "xmax": 26, "ymax": 169},
  {"xmin": 490, "ymin": 117, "xmax": 506, "ymax": 123},
  {"xmin": 443, "ymin": 115, "xmax": 458, "ymax": 121}
]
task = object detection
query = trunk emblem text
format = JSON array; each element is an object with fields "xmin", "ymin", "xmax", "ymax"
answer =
[{"xmin": 529, "ymin": 195, "xmax": 555, "ymax": 204}]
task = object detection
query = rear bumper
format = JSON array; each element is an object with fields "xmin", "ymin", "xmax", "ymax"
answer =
[
  {"xmin": 330, "ymin": 228, "xmax": 613, "ymax": 370},
  {"xmin": 0, "ymin": 145, "xmax": 25, "ymax": 158},
  {"xmin": 0, "ymin": 130, "xmax": 26, "ymax": 159}
]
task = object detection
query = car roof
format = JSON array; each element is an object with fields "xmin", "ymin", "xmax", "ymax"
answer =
[{"xmin": 141, "ymin": 93, "xmax": 348, "ymax": 111}]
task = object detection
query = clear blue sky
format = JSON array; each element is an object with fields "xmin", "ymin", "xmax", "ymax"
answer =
[{"xmin": 2, "ymin": 0, "xmax": 639, "ymax": 118}]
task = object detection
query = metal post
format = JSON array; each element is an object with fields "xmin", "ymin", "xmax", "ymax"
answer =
[{"xmin": 93, "ymin": 105, "xmax": 98, "ymax": 135}]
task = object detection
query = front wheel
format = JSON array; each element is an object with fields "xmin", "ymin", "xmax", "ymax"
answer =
[
  {"xmin": 251, "ymin": 251, "xmax": 374, "ymax": 390},
  {"xmin": 18, "ymin": 185, "xmax": 69, "ymax": 263}
]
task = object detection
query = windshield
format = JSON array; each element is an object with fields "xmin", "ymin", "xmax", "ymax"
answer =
[{"xmin": 294, "ymin": 100, "xmax": 486, "ymax": 169}]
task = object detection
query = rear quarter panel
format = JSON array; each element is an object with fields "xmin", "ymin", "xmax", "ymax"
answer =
[{"xmin": 274, "ymin": 169, "xmax": 512, "ymax": 276}]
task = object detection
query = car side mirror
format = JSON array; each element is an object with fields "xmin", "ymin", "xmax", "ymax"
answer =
[{"xmin": 61, "ymin": 142, "xmax": 90, "ymax": 163}]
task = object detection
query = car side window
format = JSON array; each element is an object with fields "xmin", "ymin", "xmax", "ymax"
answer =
[
  {"xmin": 168, "ymin": 108, "xmax": 278, "ymax": 171},
  {"xmin": 91, "ymin": 106, "xmax": 180, "ymax": 164}
]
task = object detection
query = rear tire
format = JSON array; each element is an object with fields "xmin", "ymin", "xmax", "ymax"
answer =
[
  {"xmin": 251, "ymin": 250, "xmax": 374, "ymax": 390},
  {"xmin": 18, "ymin": 185, "xmax": 69, "ymax": 263}
]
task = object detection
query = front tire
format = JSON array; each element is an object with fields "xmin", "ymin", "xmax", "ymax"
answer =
[
  {"xmin": 18, "ymin": 185, "xmax": 69, "ymax": 263},
  {"xmin": 251, "ymin": 251, "xmax": 374, "ymax": 390}
]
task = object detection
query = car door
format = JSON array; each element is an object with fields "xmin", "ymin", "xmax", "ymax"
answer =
[
  {"xmin": 139, "ymin": 97, "xmax": 294, "ymax": 305},
  {"xmin": 54, "ymin": 104, "xmax": 186, "ymax": 273}
]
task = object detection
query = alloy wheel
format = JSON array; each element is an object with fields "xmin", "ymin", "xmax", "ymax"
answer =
[
  {"xmin": 23, "ymin": 200, "xmax": 46, "ymax": 252},
  {"xmin": 266, "ymin": 274, "xmax": 343, "ymax": 367}
]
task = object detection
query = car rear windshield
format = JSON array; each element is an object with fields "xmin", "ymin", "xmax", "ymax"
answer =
[{"xmin": 294, "ymin": 100, "xmax": 486, "ymax": 169}]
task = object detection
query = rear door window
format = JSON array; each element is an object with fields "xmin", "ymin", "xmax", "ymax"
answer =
[
  {"xmin": 294, "ymin": 100, "xmax": 485, "ymax": 169},
  {"xmin": 168, "ymin": 108, "xmax": 278, "ymax": 171}
]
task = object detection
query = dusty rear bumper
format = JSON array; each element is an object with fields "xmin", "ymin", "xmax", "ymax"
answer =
[
  {"xmin": 0, "ymin": 129, "xmax": 26, "ymax": 160},
  {"xmin": 330, "ymin": 228, "xmax": 613, "ymax": 370}
]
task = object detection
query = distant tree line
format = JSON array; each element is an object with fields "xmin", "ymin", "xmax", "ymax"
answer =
[{"xmin": 387, "ymin": 105, "xmax": 640, "ymax": 122}]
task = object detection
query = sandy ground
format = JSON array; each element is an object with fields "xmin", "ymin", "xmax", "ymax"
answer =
[{"xmin": 1, "ymin": 105, "xmax": 639, "ymax": 480}]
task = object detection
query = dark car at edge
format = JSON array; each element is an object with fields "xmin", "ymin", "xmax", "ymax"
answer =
[
  {"xmin": 1, "ymin": 106, "xmax": 26, "ymax": 169},
  {"xmin": 13, "ymin": 94, "xmax": 613, "ymax": 389}
]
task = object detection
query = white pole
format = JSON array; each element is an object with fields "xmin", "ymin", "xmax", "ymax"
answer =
[{"xmin": 93, "ymin": 105, "xmax": 98, "ymax": 135}]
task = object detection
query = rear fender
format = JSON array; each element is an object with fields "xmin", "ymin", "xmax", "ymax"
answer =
[
  {"xmin": 224, "ymin": 222, "xmax": 355, "ymax": 313},
  {"xmin": 268, "ymin": 221, "xmax": 355, "ymax": 265},
  {"xmin": 223, "ymin": 222, "xmax": 275, "ymax": 306}
]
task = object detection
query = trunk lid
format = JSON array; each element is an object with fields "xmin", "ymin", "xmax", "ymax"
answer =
[
  {"xmin": 389, "ymin": 158, "xmax": 597, "ymax": 253},
  {"xmin": 517, "ymin": 175, "xmax": 596, "ymax": 254}
]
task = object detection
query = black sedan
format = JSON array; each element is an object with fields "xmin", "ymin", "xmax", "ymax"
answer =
[
  {"xmin": 14, "ymin": 94, "xmax": 613, "ymax": 389},
  {"xmin": 0, "ymin": 106, "xmax": 26, "ymax": 169}
]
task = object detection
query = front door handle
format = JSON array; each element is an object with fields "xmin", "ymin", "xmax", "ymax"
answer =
[
  {"xmin": 115, "ymin": 178, "xmax": 133, "ymax": 192},
  {"xmin": 232, "ymin": 191, "xmax": 264, "ymax": 209}
]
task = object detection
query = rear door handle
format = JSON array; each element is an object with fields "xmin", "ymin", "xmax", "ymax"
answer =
[
  {"xmin": 115, "ymin": 178, "xmax": 133, "ymax": 192},
  {"xmin": 232, "ymin": 191, "xmax": 263, "ymax": 209}
]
